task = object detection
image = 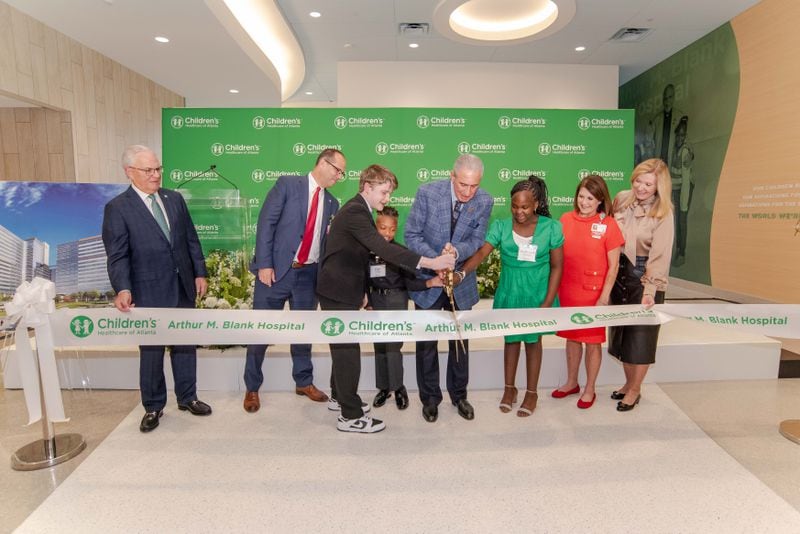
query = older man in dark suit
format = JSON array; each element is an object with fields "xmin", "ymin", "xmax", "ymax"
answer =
[
  {"xmin": 317, "ymin": 164, "xmax": 454, "ymax": 433},
  {"xmin": 102, "ymin": 144, "xmax": 211, "ymax": 433},
  {"xmin": 405, "ymin": 153, "xmax": 494, "ymax": 423},
  {"xmin": 243, "ymin": 149, "xmax": 343, "ymax": 412}
]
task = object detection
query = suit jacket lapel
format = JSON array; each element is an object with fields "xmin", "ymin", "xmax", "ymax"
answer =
[
  {"xmin": 319, "ymin": 191, "xmax": 334, "ymax": 239},
  {"xmin": 159, "ymin": 189, "xmax": 177, "ymax": 243},
  {"xmin": 441, "ymin": 180, "xmax": 457, "ymax": 239},
  {"xmin": 124, "ymin": 187, "xmax": 166, "ymax": 242},
  {"xmin": 356, "ymin": 194, "xmax": 374, "ymax": 225},
  {"xmin": 297, "ymin": 176, "xmax": 309, "ymax": 227},
  {"xmin": 128, "ymin": 187, "xmax": 158, "ymax": 235}
]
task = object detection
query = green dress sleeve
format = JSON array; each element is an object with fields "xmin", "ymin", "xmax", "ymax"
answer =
[
  {"xmin": 485, "ymin": 218, "xmax": 504, "ymax": 249},
  {"xmin": 550, "ymin": 217, "xmax": 565, "ymax": 249}
]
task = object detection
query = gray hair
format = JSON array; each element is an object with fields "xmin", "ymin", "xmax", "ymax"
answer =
[
  {"xmin": 121, "ymin": 145, "xmax": 155, "ymax": 167},
  {"xmin": 453, "ymin": 153, "xmax": 484, "ymax": 177}
]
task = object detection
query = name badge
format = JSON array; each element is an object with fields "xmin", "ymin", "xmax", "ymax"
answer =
[
  {"xmin": 517, "ymin": 243, "xmax": 537, "ymax": 262},
  {"xmin": 370, "ymin": 264, "xmax": 387, "ymax": 278},
  {"xmin": 591, "ymin": 223, "xmax": 607, "ymax": 239}
]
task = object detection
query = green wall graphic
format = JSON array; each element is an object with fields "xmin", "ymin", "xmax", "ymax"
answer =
[
  {"xmin": 619, "ymin": 24, "xmax": 740, "ymax": 284},
  {"xmin": 163, "ymin": 107, "xmax": 633, "ymax": 257}
]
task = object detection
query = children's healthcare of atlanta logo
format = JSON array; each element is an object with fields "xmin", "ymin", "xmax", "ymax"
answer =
[
  {"xmin": 70, "ymin": 316, "xmax": 94, "ymax": 338},
  {"xmin": 320, "ymin": 317, "xmax": 345, "ymax": 337},
  {"xmin": 570, "ymin": 313, "xmax": 594, "ymax": 325}
]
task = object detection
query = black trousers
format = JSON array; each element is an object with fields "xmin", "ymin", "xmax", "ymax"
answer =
[
  {"xmin": 318, "ymin": 295, "xmax": 364, "ymax": 419},
  {"xmin": 415, "ymin": 291, "xmax": 469, "ymax": 406},
  {"xmin": 139, "ymin": 290, "xmax": 197, "ymax": 412},
  {"xmin": 371, "ymin": 289, "xmax": 409, "ymax": 391}
]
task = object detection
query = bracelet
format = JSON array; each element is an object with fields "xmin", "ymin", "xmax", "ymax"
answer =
[{"xmin": 454, "ymin": 270, "xmax": 465, "ymax": 281}]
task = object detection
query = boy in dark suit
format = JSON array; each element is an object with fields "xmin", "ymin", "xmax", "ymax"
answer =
[
  {"xmin": 367, "ymin": 206, "xmax": 441, "ymax": 410},
  {"xmin": 317, "ymin": 165, "xmax": 454, "ymax": 433}
]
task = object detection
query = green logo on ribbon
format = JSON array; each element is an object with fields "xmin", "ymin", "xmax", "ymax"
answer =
[
  {"xmin": 570, "ymin": 313, "xmax": 594, "ymax": 325},
  {"xmin": 70, "ymin": 316, "xmax": 94, "ymax": 338},
  {"xmin": 321, "ymin": 318, "xmax": 346, "ymax": 337}
]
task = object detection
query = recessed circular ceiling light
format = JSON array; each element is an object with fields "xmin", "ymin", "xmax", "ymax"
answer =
[
  {"xmin": 229, "ymin": 89, "xmax": 239, "ymax": 94},
  {"xmin": 575, "ymin": 45, "xmax": 586, "ymax": 51},
  {"xmin": 343, "ymin": 43, "xmax": 352, "ymax": 48},
  {"xmin": 409, "ymin": 43, "xmax": 420, "ymax": 48},
  {"xmin": 154, "ymin": 36, "xmax": 169, "ymax": 43},
  {"xmin": 309, "ymin": 11, "xmax": 321, "ymax": 18},
  {"xmin": 433, "ymin": 0, "xmax": 575, "ymax": 46},
  {"xmin": 305, "ymin": 91, "xmax": 313, "ymax": 95}
]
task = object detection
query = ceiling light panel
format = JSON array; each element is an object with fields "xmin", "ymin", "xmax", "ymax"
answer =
[
  {"xmin": 209, "ymin": 0, "xmax": 306, "ymax": 101},
  {"xmin": 433, "ymin": 0, "xmax": 576, "ymax": 46}
]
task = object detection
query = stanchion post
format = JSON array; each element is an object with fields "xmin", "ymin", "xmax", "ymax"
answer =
[{"xmin": 10, "ymin": 341, "xmax": 86, "ymax": 471}]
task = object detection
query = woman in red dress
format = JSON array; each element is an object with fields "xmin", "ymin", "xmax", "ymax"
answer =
[{"xmin": 552, "ymin": 175, "xmax": 624, "ymax": 409}]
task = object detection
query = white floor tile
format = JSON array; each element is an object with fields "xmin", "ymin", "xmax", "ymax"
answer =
[{"xmin": 17, "ymin": 387, "xmax": 800, "ymax": 533}]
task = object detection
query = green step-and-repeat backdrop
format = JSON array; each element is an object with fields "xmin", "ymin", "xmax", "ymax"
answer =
[{"xmin": 162, "ymin": 107, "xmax": 633, "ymax": 254}]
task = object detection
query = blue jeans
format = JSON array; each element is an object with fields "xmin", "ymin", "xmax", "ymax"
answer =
[{"xmin": 244, "ymin": 264, "xmax": 318, "ymax": 391}]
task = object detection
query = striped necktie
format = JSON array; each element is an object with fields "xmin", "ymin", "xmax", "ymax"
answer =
[
  {"xmin": 147, "ymin": 193, "xmax": 170, "ymax": 241},
  {"xmin": 451, "ymin": 200, "xmax": 463, "ymax": 237}
]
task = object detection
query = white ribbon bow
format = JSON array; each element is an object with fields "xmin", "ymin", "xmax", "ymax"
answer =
[{"xmin": 4, "ymin": 277, "xmax": 68, "ymax": 425}]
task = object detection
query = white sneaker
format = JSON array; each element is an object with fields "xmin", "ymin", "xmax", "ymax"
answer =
[
  {"xmin": 328, "ymin": 398, "xmax": 370, "ymax": 413},
  {"xmin": 337, "ymin": 415, "xmax": 385, "ymax": 433}
]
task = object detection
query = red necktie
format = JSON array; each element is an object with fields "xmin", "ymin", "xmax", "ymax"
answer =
[{"xmin": 296, "ymin": 187, "xmax": 321, "ymax": 264}]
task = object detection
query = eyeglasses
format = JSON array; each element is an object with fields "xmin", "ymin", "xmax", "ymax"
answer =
[
  {"xmin": 325, "ymin": 159, "xmax": 345, "ymax": 178},
  {"xmin": 130, "ymin": 166, "xmax": 163, "ymax": 176}
]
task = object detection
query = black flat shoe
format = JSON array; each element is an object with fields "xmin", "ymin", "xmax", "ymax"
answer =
[
  {"xmin": 617, "ymin": 394, "xmax": 641, "ymax": 412},
  {"xmin": 373, "ymin": 389, "xmax": 391, "ymax": 407},
  {"xmin": 178, "ymin": 399, "xmax": 212, "ymax": 416},
  {"xmin": 454, "ymin": 399, "xmax": 475, "ymax": 420},
  {"xmin": 140, "ymin": 410, "xmax": 163, "ymax": 433},
  {"xmin": 422, "ymin": 404, "xmax": 438, "ymax": 423},
  {"xmin": 610, "ymin": 390, "xmax": 625, "ymax": 400},
  {"xmin": 395, "ymin": 386, "xmax": 409, "ymax": 410}
]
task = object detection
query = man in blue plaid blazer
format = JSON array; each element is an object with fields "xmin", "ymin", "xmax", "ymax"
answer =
[{"xmin": 404, "ymin": 153, "xmax": 493, "ymax": 423}]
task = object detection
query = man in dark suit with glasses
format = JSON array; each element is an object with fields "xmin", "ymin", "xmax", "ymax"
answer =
[{"xmin": 243, "ymin": 149, "xmax": 345, "ymax": 413}]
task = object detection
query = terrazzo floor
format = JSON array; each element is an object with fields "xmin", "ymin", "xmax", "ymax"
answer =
[{"xmin": 11, "ymin": 385, "xmax": 800, "ymax": 533}]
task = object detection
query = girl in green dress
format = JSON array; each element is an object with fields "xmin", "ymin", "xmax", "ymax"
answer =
[{"xmin": 460, "ymin": 176, "xmax": 564, "ymax": 417}]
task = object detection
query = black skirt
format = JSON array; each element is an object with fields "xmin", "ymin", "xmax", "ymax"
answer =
[{"xmin": 607, "ymin": 255, "xmax": 665, "ymax": 365}]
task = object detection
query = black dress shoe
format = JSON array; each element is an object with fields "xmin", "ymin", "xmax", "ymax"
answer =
[
  {"xmin": 422, "ymin": 403, "xmax": 438, "ymax": 423},
  {"xmin": 178, "ymin": 399, "xmax": 212, "ymax": 416},
  {"xmin": 610, "ymin": 390, "xmax": 625, "ymax": 400},
  {"xmin": 140, "ymin": 410, "xmax": 163, "ymax": 433},
  {"xmin": 395, "ymin": 386, "xmax": 409, "ymax": 410},
  {"xmin": 454, "ymin": 399, "xmax": 475, "ymax": 420},
  {"xmin": 373, "ymin": 389, "xmax": 391, "ymax": 407},
  {"xmin": 617, "ymin": 394, "xmax": 641, "ymax": 412}
]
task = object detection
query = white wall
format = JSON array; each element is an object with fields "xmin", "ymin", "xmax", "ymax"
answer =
[{"xmin": 337, "ymin": 61, "xmax": 619, "ymax": 109}]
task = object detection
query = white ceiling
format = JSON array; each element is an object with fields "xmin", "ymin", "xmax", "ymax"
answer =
[{"xmin": 3, "ymin": 0, "xmax": 761, "ymax": 108}]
